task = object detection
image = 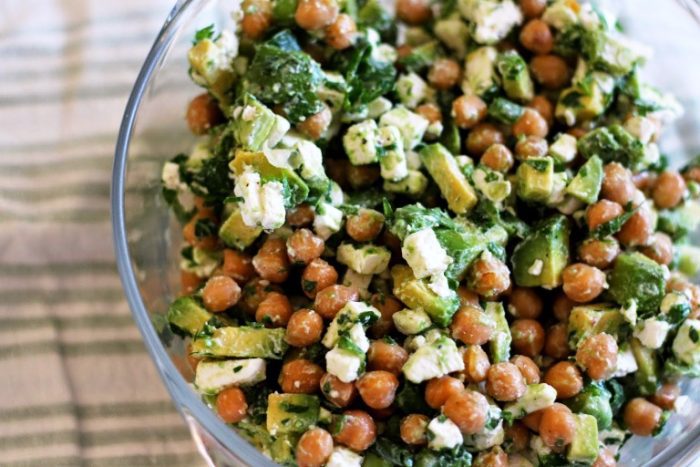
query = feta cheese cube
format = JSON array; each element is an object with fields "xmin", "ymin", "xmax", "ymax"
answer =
[
  {"xmin": 427, "ymin": 416, "xmax": 463, "ymax": 450},
  {"xmin": 461, "ymin": 46, "xmax": 499, "ymax": 97},
  {"xmin": 396, "ymin": 72, "xmax": 434, "ymax": 109},
  {"xmin": 323, "ymin": 301, "xmax": 381, "ymax": 349},
  {"xmin": 549, "ymin": 133, "xmax": 578, "ymax": 163},
  {"xmin": 623, "ymin": 116, "xmax": 657, "ymax": 145},
  {"xmin": 672, "ymin": 319, "xmax": 700, "ymax": 365},
  {"xmin": 542, "ymin": 0, "xmax": 580, "ymax": 30},
  {"xmin": 611, "ymin": 345, "xmax": 638, "ymax": 378},
  {"xmin": 367, "ymin": 97, "xmax": 393, "ymax": 119},
  {"xmin": 342, "ymin": 269, "xmax": 373, "ymax": 299},
  {"xmin": 428, "ymin": 273, "xmax": 452, "ymax": 298},
  {"xmin": 337, "ymin": 243, "xmax": 391, "ymax": 275},
  {"xmin": 401, "ymin": 228, "xmax": 452, "ymax": 279},
  {"xmin": 162, "ymin": 162, "xmax": 183, "ymax": 191},
  {"xmin": 234, "ymin": 169, "xmax": 263, "ymax": 227},
  {"xmin": 462, "ymin": 0, "xmax": 523, "ymax": 45},
  {"xmin": 343, "ymin": 120, "xmax": 379, "ymax": 165},
  {"xmin": 194, "ymin": 359, "xmax": 266, "ymax": 395},
  {"xmin": 503, "ymin": 383, "xmax": 557, "ymax": 419},
  {"xmin": 377, "ymin": 125, "xmax": 409, "ymax": 182},
  {"xmin": 379, "ymin": 107, "xmax": 429, "ymax": 150},
  {"xmin": 259, "ymin": 181, "xmax": 286, "ymax": 230},
  {"xmin": 326, "ymin": 446, "xmax": 364, "ymax": 467},
  {"xmin": 313, "ymin": 203, "xmax": 344, "ymax": 240},
  {"xmin": 326, "ymin": 347, "xmax": 363, "ymax": 383},
  {"xmin": 634, "ymin": 318, "xmax": 671, "ymax": 350},
  {"xmin": 434, "ymin": 17, "xmax": 470, "ymax": 58},
  {"xmin": 402, "ymin": 336, "xmax": 464, "ymax": 383}
]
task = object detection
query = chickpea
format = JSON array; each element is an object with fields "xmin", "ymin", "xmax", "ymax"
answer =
[
  {"xmin": 520, "ymin": 0, "xmax": 547, "ymax": 18},
  {"xmin": 346, "ymin": 208, "xmax": 385, "ymax": 242},
  {"xmin": 320, "ymin": 373, "xmax": 357, "ymax": 407},
  {"xmin": 256, "ymin": 291, "xmax": 293, "ymax": 327},
  {"xmin": 466, "ymin": 123, "xmax": 505, "ymax": 156},
  {"xmin": 400, "ymin": 414, "xmax": 430, "ymax": 445},
  {"xmin": 325, "ymin": 14, "xmax": 357, "ymax": 50},
  {"xmin": 510, "ymin": 319, "xmax": 546, "ymax": 357},
  {"xmin": 443, "ymin": 389, "xmax": 489, "ymax": 435},
  {"xmin": 396, "ymin": 44, "xmax": 413, "ymax": 59},
  {"xmin": 576, "ymin": 333, "xmax": 617, "ymax": 380},
  {"xmin": 253, "ymin": 237, "xmax": 290, "ymax": 283},
  {"xmin": 416, "ymin": 103, "xmax": 442, "ymax": 124},
  {"xmin": 641, "ymin": 232, "xmax": 674, "ymax": 265},
  {"xmin": 297, "ymin": 105, "xmax": 332, "ymax": 140},
  {"xmin": 368, "ymin": 340, "xmax": 408, "ymax": 375},
  {"xmin": 347, "ymin": 164, "xmax": 381, "ymax": 189},
  {"xmin": 222, "ymin": 250, "xmax": 255, "ymax": 284},
  {"xmin": 463, "ymin": 344, "xmax": 491, "ymax": 383},
  {"xmin": 240, "ymin": 277, "xmax": 278, "ymax": 315},
  {"xmin": 514, "ymin": 136, "xmax": 548, "ymax": 160},
  {"xmin": 314, "ymin": 284, "xmax": 359, "ymax": 319},
  {"xmin": 367, "ymin": 406, "xmax": 395, "ymax": 421},
  {"xmin": 180, "ymin": 270, "xmax": 202, "ymax": 295},
  {"xmin": 544, "ymin": 361, "xmax": 583, "ymax": 399},
  {"xmin": 519, "ymin": 19, "xmax": 553, "ymax": 54},
  {"xmin": 457, "ymin": 286, "xmax": 481, "ymax": 308},
  {"xmin": 512, "ymin": 108, "xmax": 548, "ymax": 138},
  {"xmin": 182, "ymin": 217, "xmax": 217, "ymax": 250},
  {"xmin": 511, "ymin": 355, "xmax": 541, "ymax": 384},
  {"xmin": 333, "ymin": 410, "xmax": 377, "ymax": 451},
  {"xmin": 562, "ymin": 263, "xmax": 606, "ymax": 303},
  {"xmin": 634, "ymin": 171, "xmax": 657, "ymax": 191},
  {"xmin": 653, "ymin": 170, "xmax": 686, "ymax": 209},
  {"xmin": 202, "ymin": 276, "xmax": 241, "ymax": 312},
  {"xmin": 468, "ymin": 253, "xmax": 511, "ymax": 298},
  {"xmin": 618, "ymin": 205, "xmax": 654, "ymax": 247},
  {"xmin": 624, "ymin": 398, "xmax": 663, "ymax": 436},
  {"xmin": 425, "ymin": 376, "xmax": 464, "ymax": 409},
  {"xmin": 396, "ymin": 0, "xmax": 432, "ymax": 24},
  {"xmin": 592, "ymin": 448, "xmax": 617, "ymax": 467},
  {"xmin": 281, "ymin": 359, "xmax": 324, "ymax": 394},
  {"xmin": 356, "ymin": 371, "xmax": 399, "ymax": 409},
  {"xmin": 216, "ymin": 387, "xmax": 248, "ymax": 423},
  {"xmin": 528, "ymin": 95, "xmax": 554, "ymax": 128},
  {"xmin": 428, "ymin": 58, "xmax": 462, "ymax": 90},
  {"xmin": 473, "ymin": 447, "xmax": 508, "ymax": 467},
  {"xmin": 286, "ymin": 309, "xmax": 324, "ymax": 347},
  {"xmin": 601, "ymin": 162, "xmax": 635, "ymax": 205},
  {"xmin": 186, "ymin": 342, "xmax": 202, "ymax": 372},
  {"xmin": 553, "ymin": 292, "xmax": 575, "ymax": 322},
  {"xmin": 544, "ymin": 323, "xmax": 570, "ymax": 360},
  {"xmin": 540, "ymin": 403, "xmax": 576, "ymax": 450},
  {"xmin": 578, "ymin": 238, "xmax": 620, "ymax": 269},
  {"xmin": 369, "ymin": 293, "xmax": 402, "ymax": 338},
  {"xmin": 529, "ymin": 55, "xmax": 571, "ymax": 90},
  {"xmin": 287, "ymin": 228, "xmax": 325, "ymax": 265},
  {"xmin": 296, "ymin": 428, "xmax": 334, "ymax": 467},
  {"xmin": 287, "ymin": 204, "xmax": 315, "ymax": 227},
  {"xmin": 451, "ymin": 305, "xmax": 494, "ymax": 345},
  {"xmin": 295, "ymin": 0, "xmax": 339, "ymax": 30},
  {"xmin": 186, "ymin": 93, "xmax": 223, "ymax": 135},
  {"xmin": 452, "ymin": 95, "xmax": 487, "ymax": 129},
  {"xmin": 481, "ymin": 144, "xmax": 515, "ymax": 172},
  {"xmin": 241, "ymin": 0, "xmax": 272, "ymax": 38},
  {"xmin": 508, "ymin": 287, "xmax": 543, "ymax": 319},
  {"xmin": 650, "ymin": 383, "xmax": 680, "ymax": 410},
  {"xmin": 522, "ymin": 409, "xmax": 543, "ymax": 432},
  {"xmin": 486, "ymin": 362, "xmax": 527, "ymax": 402},
  {"xmin": 504, "ymin": 422, "xmax": 530, "ymax": 451},
  {"xmin": 586, "ymin": 200, "xmax": 623, "ymax": 231},
  {"xmin": 302, "ymin": 258, "xmax": 339, "ymax": 299}
]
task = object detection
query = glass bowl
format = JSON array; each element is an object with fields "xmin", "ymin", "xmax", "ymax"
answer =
[{"xmin": 112, "ymin": 0, "xmax": 700, "ymax": 465}]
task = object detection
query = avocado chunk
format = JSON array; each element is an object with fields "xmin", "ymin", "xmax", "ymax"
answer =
[
  {"xmin": 608, "ymin": 252, "xmax": 666, "ymax": 316},
  {"xmin": 487, "ymin": 97, "xmax": 524, "ymax": 124},
  {"xmin": 566, "ymin": 383, "xmax": 613, "ymax": 430},
  {"xmin": 266, "ymin": 393, "xmax": 320, "ymax": 435},
  {"xmin": 568, "ymin": 304, "xmax": 626, "ymax": 348},
  {"xmin": 391, "ymin": 265, "xmax": 459, "ymax": 327},
  {"xmin": 383, "ymin": 170, "xmax": 429, "ymax": 197},
  {"xmin": 511, "ymin": 215, "xmax": 570, "ymax": 289},
  {"xmin": 230, "ymin": 149, "xmax": 309, "ymax": 206},
  {"xmin": 231, "ymin": 94, "xmax": 284, "ymax": 151},
  {"xmin": 167, "ymin": 296, "xmax": 212, "ymax": 336},
  {"xmin": 337, "ymin": 243, "xmax": 391, "ymax": 275},
  {"xmin": 503, "ymin": 383, "xmax": 557, "ymax": 420},
  {"xmin": 402, "ymin": 335, "xmax": 464, "ymax": 383},
  {"xmin": 419, "ymin": 143, "xmax": 478, "ymax": 214},
  {"xmin": 631, "ymin": 337, "xmax": 660, "ymax": 396},
  {"xmin": 194, "ymin": 358, "xmax": 267, "ymax": 395},
  {"xmin": 566, "ymin": 414, "xmax": 599, "ymax": 465},
  {"xmin": 218, "ymin": 204, "xmax": 263, "ymax": 250},
  {"xmin": 392, "ymin": 308, "xmax": 432, "ymax": 335},
  {"xmin": 191, "ymin": 326, "xmax": 288, "ymax": 359},
  {"xmin": 516, "ymin": 157, "xmax": 555, "ymax": 202},
  {"xmin": 566, "ymin": 155, "xmax": 603, "ymax": 204},
  {"xmin": 485, "ymin": 301, "xmax": 511, "ymax": 363},
  {"xmin": 269, "ymin": 433, "xmax": 301, "ymax": 465},
  {"xmin": 496, "ymin": 51, "xmax": 534, "ymax": 103}
]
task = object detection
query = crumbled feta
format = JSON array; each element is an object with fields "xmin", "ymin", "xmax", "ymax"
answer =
[
  {"xmin": 322, "ymin": 301, "xmax": 381, "ymax": 349},
  {"xmin": 427, "ymin": 416, "xmax": 463, "ymax": 450},
  {"xmin": 379, "ymin": 107, "xmax": 429, "ymax": 150},
  {"xmin": 465, "ymin": 419, "xmax": 504, "ymax": 451},
  {"xmin": 429, "ymin": 273, "xmax": 452, "ymax": 298},
  {"xmin": 611, "ymin": 345, "xmax": 638, "ymax": 378},
  {"xmin": 503, "ymin": 384, "xmax": 557, "ymax": 420},
  {"xmin": 433, "ymin": 17, "xmax": 470, "ymax": 58},
  {"xmin": 461, "ymin": 46, "xmax": 499, "ymax": 97},
  {"xmin": 162, "ymin": 162, "xmax": 183, "ymax": 191},
  {"xmin": 377, "ymin": 125, "xmax": 409, "ymax": 182},
  {"xmin": 549, "ymin": 133, "xmax": 578, "ymax": 163},
  {"xmin": 406, "ymin": 150, "xmax": 423, "ymax": 170},
  {"xmin": 402, "ymin": 336, "xmax": 464, "ymax": 383},
  {"xmin": 343, "ymin": 120, "xmax": 379, "ymax": 165},
  {"xmin": 473, "ymin": 166, "xmax": 511, "ymax": 204},
  {"xmin": 624, "ymin": 116, "xmax": 657, "ymax": 145},
  {"xmin": 634, "ymin": 318, "xmax": 671, "ymax": 350},
  {"xmin": 194, "ymin": 359, "xmax": 266, "ymax": 395},
  {"xmin": 326, "ymin": 446, "xmax": 364, "ymax": 467},
  {"xmin": 463, "ymin": 0, "xmax": 523, "ymax": 45},
  {"xmin": 367, "ymin": 97, "xmax": 393, "ymax": 119},
  {"xmin": 401, "ymin": 228, "xmax": 452, "ymax": 279},
  {"xmin": 326, "ymin": 347, "xmax": 363, "ymax": 383},
  {"xmin": 328, "ymin": 181, "xmax": 345, "ymax": 206},
  {"xmin": 542, "ymin": 0, "xmax": 579, "ymax": 30},
  {"xmin": 342, "ymin": 269, "xmax": 373, "ymax": 300},
  {"xmin": 396, "ymin": 72, "xmax": 434, "ymax": 109},
  {"xmin": 234, "ymin": 169, "xmax": 263, "ymax": 227},
  {"xmin": 259, "ymin": 181, "xmax": 287, "ymax": 230},
  {"xmin": 672, "ymin": 319, "xmax": 700, "ymax": 365},
  {"xmin": 313, "ymin": 203, "xmax": 344, "ymax": 240},
  {"xmin": 337, "ymin": 243, "xmax": 392, "ymax": 275},
  {"xmin": 527, "ymin": 260, "xmax": 544, "ymax": 277}
]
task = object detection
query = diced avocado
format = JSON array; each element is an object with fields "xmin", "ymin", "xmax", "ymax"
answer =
[
  {"xmin": 657, "ymin": 199, "xmax": 700, "ymax": 241},
  {"xmin": 577, "ymin": 124, "xmax": 646, "ymax": 171},
  {"xmin": 337, "ymin": 243, "xmax": 391, "ymax": 275},
  {"xmin": 567, "ymin": 305, "xmax": 626, "ymax": 348},
  {"xmin": 191, "ymin": 326, "xmax": 289, "ymax": 359},
  {"xmin": 503, "ymin": 383, "xmax": 557, "ymax": 420},
  {"xmin": 270, "ymin": 433, "xmax": 300, "ymax": 465},
  {"xmin": 511, "ymin": 215, "xmax": 570, "ymax": 289},
  {"xmin": 402, "ymin": 335, "xmax": 464, "ymax": 383},
  {"xmin": 487, "ymin": 97, "xmax": 524, "ymax": 124},
  {"xmin": 631, "ymin": 337, "xmax": 660, "ymax": 396},
  {"xmin": 582, "ymin": 29, "xmax": 649, "ymax": 77},
  {"xmin": 383, "ymin": 170, "xmax": 429, "ymax": 197},
  {"xmin": 398, "ymin": 40, "xmax": 441, "ymax": 72},
  {"xmin": 677, "ymin": 245, "xmax": 700, "ymax": 276},
  {"xmin": 565, "ymin": 155, "xmax": 603, "ymax": 204},
  {"xmin": 218, "ymin": 205, "xmax": 263, "ymax": 250},
  {"xmin": 549, "ymin": 133, "xmax": 578, "ymax": 163},
  {"xmin": 379, "ymin": 107, "xmax": 429, "ymax": 150},
  {"xmin": 363, "ymin": 452, "xmax": 392, "ymax": 467},
  {"xmin": 391, "ymin": 265, "xmax": 460, "ymax": 327},
  {"xmin": 266, "ymin": 393, "xmax": 320, "ymax": 435},
  {"xmin": 608, "ymin": 252, "xmax": 666, "ymax": 317},
  {"xmin": 180, "ymin": 246, "xmax": 222, "ymax": 279},
  {"xmin": 230, "ymin": 149, "xmax": 309, "ymax": 206},
  {"xmin": 188, "ymin": 32, "xmax": 236, "ymax": 101},
  {"xmin": 461, "ymin": 46, "xmax": 499, "ymax": 98},
  {"xmin": 485, "ymin": 301, "xmax": 511, "ymax": 363},
  {"xmin": 516, "ymin": 157, "xmax": 555, "ymax": 202},
  {"xmin": 392, "ymin": 308, "xmax": 432, "ymax": 335},
  {"xmin": 433, "ymin": 17, "xmax": 470, "ymax": 58},
  {"xmin": 420, "ymin": 144, "xmax": 478, "ymax": 214},
  {"xmin": 231, "ymin": 94, "xmax": 283, "ymax": 151},
  {"xmin": 166, "ymin": 296, "xmax": 212, "ymax": 336},
  {"xmin": 566, "ymin": 414, "xmax": 599, "ymax": 465},
  {"xmin": 357, "ymin": 0, "xmax": 395, "ymax": 41},
  {"xmin": 473, "ymin": 165, "xmax": 512, "ymax": 205},
  {"xmin": 556, "ymin": 72, "xmax": 615, "ymax": 127},
  {"xmin": 194, "ymin": 358, "xmax": 266, "ymax": 395},
  {"xmin": 566, "ymin": 383, "xmax": 613, "ymax": 430},
  {"xmin": 235, "ymin": 420, "xmax": 273, "ymax": 455},
  {"xmin": 272, "ymin": 0, "xmax": 298, "ymax": 24},
  {"xmin": 496, "ymin": 51, "xmax": 534, "ymax": 103}
]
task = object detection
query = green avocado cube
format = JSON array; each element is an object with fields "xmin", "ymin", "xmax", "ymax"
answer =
[
  {"xmin": 266, "ymin": 393, "xmax": 320, "ymax": 435},
  {"xmin": 230, "ymin": 149, "xmax": 309, "ymax": 206},
  {"xmin": 391, "ymin": 265, "xmax": 459, "ymax": 327},
  {"xmin": 566, "ymin": 155, "xmax": 603, "ymax": 204},
  {"xmin": 516, "ymin": 157, "xmax": 555, "ymax": 202},
  {"xmin": 191, "ymin": 326, "xmax": 289, "ymax": 359},
  {"xmin": 383, "ymin": 170, "xmax": 429, "ymax": 197},
  {"xmin": 218, "ymin": 205, "xmax": 263, "ymax": 250},
  {"xmin": 496, "ymin": 51, "xmax": 534, "ymax": 103},
  {"xmin": 567, "ymin": 305, "xmax": 626, "ymax": 348},
  {"xmin": 511, "ymin": 215, "xmax": 570, "ymax": 289},
  {"xmin": 485, "ymin": 301, "xmax": 511, "ymax": 363},
  {"xmin": 420, "ymin": 143, "xmax": 478, "ymax": 214},
  {"xmin": 167, "ymin": 296, "xmax": 213, "ymax": 336},
  {"xmin": 631, "ymin": 337, "xmax": 660, "ymax": 396},
  {"xmin": 231, "ymin": 94, "xmax": 281, "ymax": 151},
  {"xmin": 566, "ymin": 414, "xmax": 599, "ymax": 465},
  {"xmin": 608, "ymin": 252, "xmax": 666, "ymax": 316}
]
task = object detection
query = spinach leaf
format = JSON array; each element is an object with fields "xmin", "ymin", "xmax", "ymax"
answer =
[
  {"xmin": 334, "ymin": 38, "xmax": 396, "ymax": 109},
  {"xmin": 388, "ymin": 203, "xmax": 457, "ymax": 240},
  {"xmin": 577, "ymin": 125, "xmax": 646, "ymax": 170},
  {"xmin": 190, "ymin": 151, "xmax": 234, "ymax": 207},
  {"xmin": 372, "ymin": 438, "xmax": 414, "ymax": 467},
  {"xmin": 193, "ymin": 24, "xmax": 215, "ymax": 44}
]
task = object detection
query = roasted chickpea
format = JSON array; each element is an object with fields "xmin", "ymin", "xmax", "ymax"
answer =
[
  {"xmin": 356, "ymin": 371, "xmax": 399, "ymax": 409},
  {"xmin": 325, "ymin": 14, "xmax": 357, "ymax": 50},
  {"xmin": 473, "ymin": 447, "xmax": 508, "ymax": 467},
  {"xmin": 320, "ymin": 373, "xmax": 357, "ymax": 407},
  {"xmin": 544, "ymin": 323, "xmax": 570, "ymax": 359},
  {"xmin": 400, "ymin": 414, "xmax": 430, "ymax": 445},
  {"xmin": 486, "ymin": 362, "xmax": 527, "ymax": 402},
  {"xmin": 287, "ymin": 204, "xmax": 315, "ymax": 227},
  {"xmin": 513, "ymin": 108, "xmax": 548, "ymax": 138},
  {"xmin": 396, "ymin": 0, "xmax": 432, "ymax": 24},
  {"xmin": 508, "ymin": 287, "xmax": 543, "ymax": 319},
  {"xmin": 540, "ymin": 403, "xmax": 576, "ymax": 450},
  {"xmin": 592, "ymin": 448, "xmax": 617, "ymax": 467},
  {"xmin": 544, "ymin": 361, "xmax": 583, "ymax": 399},
  {"xmin": 347, "ymin": 164, "xmax": 381, "ymax": 189},
  {"xmin": 653, "ymin": 170, "xmax": 686, "ymax": 209},
  {"xmin": 623, "ymin": 398, "xmax": 663, "ymax": 436},
  {"xmin": 650, "ymin": 383, "xmax": 680, "ymax": 410},
  {"xmin": 522, "ymin": 409, "xmax": 543, "ymax": 432},
  {"xmin": 452, "ymin": 95, "xmax": 487, "ymax": 129},
  {"xmin": 586, "ymin": 200, "xmax": 623, "ymax": 231},
  {"xmin": 296, "ymin": 428, "xmax": 333, "ymax": 467},
  {"xmin": 240, "ymin": 277, "xmax": 277, "ymax": 315},
  {"xmin": 202, "ymin": 275, "xmax": 241, "ymax": 312},
  {"xmin": 641, "ymin": 232, "xmax": 674, "ymax": 265},
  {"xmin": 222, "ymin": 249, "xmax": 255, "ymax": 284},
  {"xmin": 602, "ymin": 162, "xmax": 635, "ymax": 205},
  {"xmin": 530, "ymin": 55, "xmax": 571, "ymax": 89},
  {"xmin": 618, "ymin": 205, "xmax": 654, "ymax": 247},
  {"xmin": 368, "ymin": 340, "xmax": 408, "ymax": 375},
  {"xmin": 333, "ymin": 410, "xmax": 377, "ymax": 451},
  {"xmin": 281, "ymin": 359, "xmax": 324, "ymax": 394},
  {"xmin": 286, "ymin": 308, "xmax": 324, "ymax": 347},
  {"xmin": 528, "ymin": 95, "xmax": 554, "ymax": 127},
  {"xmin": 428, "ymin": 58, "xmax": 462, "ymax": 90},
  {"xmin": 519, "ymin": 19, "xmax": 553, "ymax": 54},
  {"xmin": 182, "ymin": 217, "xmax": 217, "ymax": 250},
  {"xmin": 504, "ymin": 421, "xmax": 530, "ymax": 451},
  {"xmin": 253, "ymin": 237, "xmax": 290, "ymax": 283},
  {"xmin": 511, "ymin": 355, "xmax": 541, "ymax": 384},
  {"xmin": 443, "ymin": 389, "xmax": 490, "ymax": 435},
  {"xmin": 186, "ymin": 93, "xmax": 223, "ymax": 135},
  {"xmin": 520, "ymin": 0, "xmax": 547, "ymax": 18},
  {"xmin": 241, "ymin": 0, "xmax": 272, "ymax": 39},
  {"xmin": 346, "ymin": 208, "xmax": 385, "ymax": 242},
  {"xmin": 562, "ymin": 263, "xmax": 606, "ymax": 303},
  {"xmin": 466, "ymin": 123, "xmax": 505, "ymax": 156},
  {"xmin": 302, "ymin": 258, "xmax": 338, "ymax": 299},
  {"xmin": 451, "ymin": 305, "xmax": 494, "ymax": 345},
  {"xmin": 511, "ymin": 319, "xmax": 546, "ymax": 357},
  {"xmin": 314, "ymin": 285, "xmax": 359, "ymax": 319},
  {"xmin": 425, "ymin": 376, "xmax": 464, "ymax": 409},
  {"xmin": 416, "ymin": 103, "xmax": 442, "ymax": 124},
  {"xmin": 578, "ymin": 238, "xmax": 620, "ymax": 269},
  {"xmin": 256, "ymin": 291, "xmax": 293, "ymax": 327},
  {"xmin": 576, "ymin": 333, "xmax": 618, "ymax": 380},
  {"xmin": 553, "ymin": 292, "xmax": 575, "ymax": 322},
  {"xmin": 514, "ymin": 136, "xmax": 548, "ymax": 160},
  {"xmin": 463, "ymin": 344, "xmax": 491, "ymax": 383},
  {"xmin": 295, "ymin": 0, "xmax": 339, "ymax": 30},
  {"xmin": 457, "ymin": 286, "xmax": 481, "ymax": 307},
  {"xmin": 287, "ymin": 228, "xmax": 325, "ymax": 265},
  {"xmin": 468, "ymin": 252, "xmax": 511, "ymax": 298},
  {"xmin": 216, "ymin": 387, "xmax": 248, "ymax": 423},
  {"xmin": 369, "ymin": 293, "xmax": 402, "ymax": 338},
  {"xmin": 481, "ymin": 144, "xmax": 515, "ymax": 172},
  {"xmin": 180, "ymin": 270, "xmax": 202, "ymax": 295},
  {"xmin": 297, "ymin": 105, "xmax": 332, "ymax": 140}
]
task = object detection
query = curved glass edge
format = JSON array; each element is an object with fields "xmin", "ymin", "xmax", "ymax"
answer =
[{"xmin": 111, "ymin": 1, "xmax": 277, "ymax": 466}]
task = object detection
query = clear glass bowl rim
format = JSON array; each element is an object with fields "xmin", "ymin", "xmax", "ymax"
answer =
[{"xmin": 111, "ymin": 1, "xmax": 700, "ymax": 465}]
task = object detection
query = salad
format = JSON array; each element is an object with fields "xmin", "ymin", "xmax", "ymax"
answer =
[{"xmin": 161, "ymin": 0, "xmax": 700, "ymax": 465}]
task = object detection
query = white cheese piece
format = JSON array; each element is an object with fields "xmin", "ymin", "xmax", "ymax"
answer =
[
  {"xmin": 377, "ymin": 125, "xmax": 409, "ymax": 182},
  {"xmin": 328, "ymin": 181, "xmax": 345, "ymax": 206},
  {"xmin": 259, "ymin": 181, "xmax": 286, "ymax": 230},
  {"xmin": 542, "ymin": 0, "xmax": 579, "ymax": 30},
  {"xmin": 428, "ymin": 273, "xmax": 452, "ymax": 298},
  {"xmin": 234, "ymin": 168, "xmax": 263, "ymax": 227},
  {"xmin": 549, "ymin": 133, "xmax": 578, "ymax": 163},
  {"xmin": 194, "ymin": 359, "xmax": 266, "ymax": 395},
  {"xmin": 326, "ymin": 446, "xmax": 364, "ymax": 467},
  {"xmin": 343, "ymin": 120, "xmax": 379, "ymax": 165},
  {"xmin": 672, "ymin": 319, "xmax": 700, "ymax": 365},
  {"xmin": 624, "ymin": 116, "xmax": 657, "ymax": 145},
  {"xmin": 402, "ymin": 336, "xmax": 464, "ymax": 383},
  {"xmin": 401, "ymin": 228, "xmax": 452, "ymax": 279},
  {"xmin": 366, "ymin": 97, "xmax": 393, "ymax": 119},
  {"xmin": 162, "ymin": 162, "xmax": 183, "ymax": 191},
  {"xmin": 503, "ymin": 384, "xmax": 557, "ymax": 419},
  {"xmin": 634, "ymin": 318, "xmax": 671, "ymax": 350},
  {"xmin": 463, "ymin": 0, "xmax": 523, "ymax": 45},
  {"xmin": 322, "ymin": 301, "xmax": 381, "ymax": 349},
  {"xmin": 342, "ymin": 270, "xmax": 373, "ymax": 300},
  {"xmin": 393, "ymin": 308, "xmax": 433, "ymax": 335},
  {"xmin": 396, "ymin": 72, "xmax": 434, "ymax": 109},
  {"xmin": 313, "ymin": 203, "xmax": 344, "ymax": 240},
  {"xmin": 461, "ymin": 46, "xmax": 499, "ymax": 97},
  {"xmin": 326, "ymin": 347, "xmax": 363, "ymax": 383},
  {"xmin": 337, "ymin": 243, "xmax": 392, "ymax": 275},
  {"xmin": 379, "ymin": 107, "xmax": 429, "ymax": 150},
  {"xmin": 611, "ymin": 345, "xmax": 638, "ymax": 378},
  {"xmin": 427, "ymin": 416, "xmax": 463, "ymax": 450},
  {"xmin": 527, "ymin": 260, "xmax": 544, "ymax": 277}
]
